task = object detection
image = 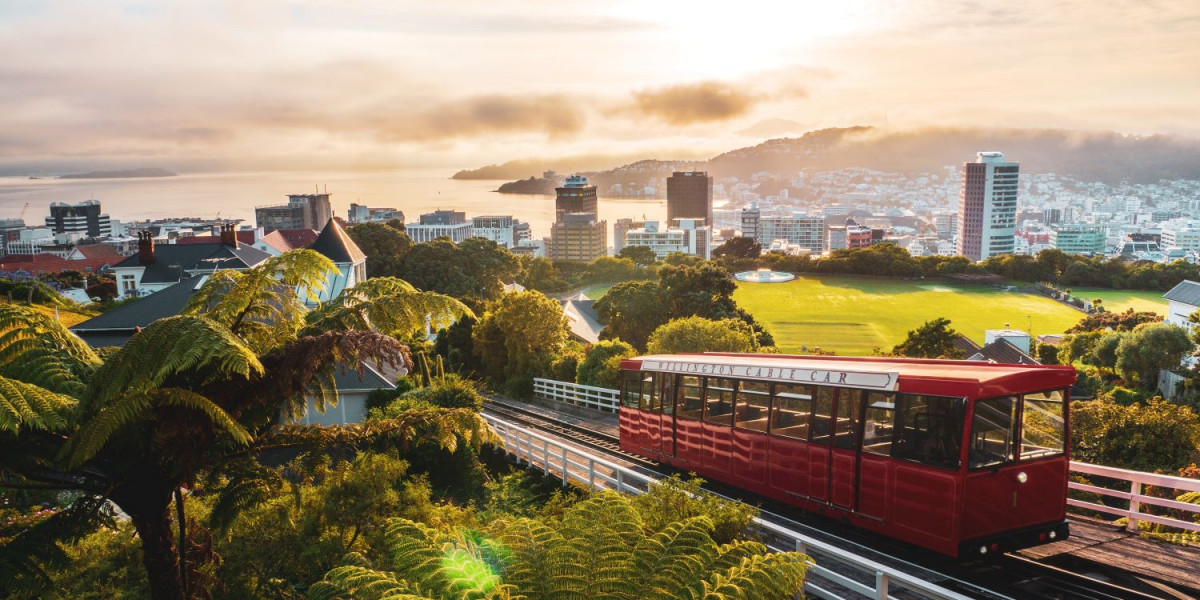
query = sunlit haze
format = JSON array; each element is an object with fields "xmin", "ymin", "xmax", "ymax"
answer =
[{"xmin": 2, "ymin": 0, "xmax": 1199, "ymax": 171}]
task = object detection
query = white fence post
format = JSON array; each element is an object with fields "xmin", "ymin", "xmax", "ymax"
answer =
[{"xmin": 1128, "ymin": 480, "xmax": 1141, "ymax": 533}]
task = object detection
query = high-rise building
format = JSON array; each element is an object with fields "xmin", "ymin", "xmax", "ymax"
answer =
[
  {"xmin": 740, "ymin": 204, "xmax": 760, "ymax": 239},
  {"xmin": 548, "ymin": 213, "xmax": 607, "ymax": 262},
  {"xmin": 1050, "ymin": 224, "xmax": 1106, "ymax": 255},
  {"xmin": 666, "ymin": 171, "xmax": 713, "ymax": 226},
  {"xmin": 46, "ymin": 200, "xmax": 113, "ymax": 237},
  {"xmin": 957, "ymin": 152, "xmax": 1018, "ymax": 261},
  {"xmin": 348, "ymin": 203, "xmax": 403, "ymax": 224},
  {"xmin": 555, "ymin": 175, "xmax": 598, "ymax": 221},
  {"xmin": 1160, "ymin": 220, "xmax": 1200, "ymax": 252},
  {"xmin": 744, "ymin": 212, "xmax": 825, "ymax": 254},
  {"xmin": 256, "ymin": 193, "xmax": 333, "ymax": 231}
]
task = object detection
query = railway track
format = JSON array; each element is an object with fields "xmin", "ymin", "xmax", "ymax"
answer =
[{"xmin": 482, "ymin": 398, "xmax": 1188, "ymax": 600}]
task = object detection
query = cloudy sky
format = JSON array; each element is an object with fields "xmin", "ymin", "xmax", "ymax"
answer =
[{"xmin": 2, "ymin": 0, "xmax": 1199, "ymax": 171}]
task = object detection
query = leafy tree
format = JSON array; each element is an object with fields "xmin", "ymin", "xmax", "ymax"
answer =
[
  {"xmin": 458, "ymin": 237, "xmax": 522, "ymax": 299},
  {"xmin": 308, "ymin": 492, "xmax": 807, "ymax": 600},
  {"xmin": 398, "ymin": 239, "xmax": 479, "ymax": 299},
  {"xmin": 647, "ymin": 316, "xmax": 759, "ymax": 355},
  {"xmin": 1035, "ymin": 342, "xmax": 1061, "ymax": 365},
  {"xmin": 1114, "ymin": 322, "xmax": 1193, "ymax": 389},
  {"xmin": 1067, "ymin": 308, "xmax": 1162, "ymax": 333},
  {"xmin": 1072, "ymin": 397, "xmax": 1200, "ymax": 472},
  {"xmin": 891, "ymin": 317, "xmax": 965, "ymax": 359},
  {"xmin": 616, "ymin": 245, "xmax": 659, "ymax": 267},
  {"xmin": 472, "ymin": 291, "xmax": 570, "ymax": 394},
  {"xmin": 713, "ymin": 236, "xmax": 762, "ymax": 259},
  {"xmin": 662, "ymin": 251, "xmax": 703, "ymax": 266},
  {"xmin": 594, "ymin": 281, "xmax": 669, "ymax": 351},
  {"xmin": 347, "ymin": 222, "xmax": 413, "ymax": 279},
  {"xmin": 516, "ymin": 256, "xmax": 567, "ymax": 293},
  {"xmin": 0, "ymin": 250, "xmax": 483, "ymax": 599},
  {"xmin": 576, "ymin": 339, "xmax": 638, "ymax": 388},
  {"xmin": 585, "ymin": 256, "xmax": 638, "ymax": 283}
]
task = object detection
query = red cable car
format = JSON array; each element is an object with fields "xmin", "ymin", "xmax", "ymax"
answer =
[{"xmin": 618, "ymin": 353, "xmax": 1076, "ymax": 557}]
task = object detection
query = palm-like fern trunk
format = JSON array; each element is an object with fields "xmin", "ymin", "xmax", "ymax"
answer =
[{"xmin": 115, "ymin": 481, "xmax": 185, "ymax": 600}]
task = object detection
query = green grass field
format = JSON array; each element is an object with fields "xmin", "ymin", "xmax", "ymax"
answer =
[
  {"xmin": 1065, "ymin": 287, "xmax": 1168, "ymax": 315},
  {"xmin": 584, "ymin": 283, "xmax": 614, "ymax": 300},
  {"xmin": 733, "ymin": 276, "xmax": 1088, "ymax": 356}
]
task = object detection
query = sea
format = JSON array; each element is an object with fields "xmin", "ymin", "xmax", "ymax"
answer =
[{"xmin": 0, "ymin": 168, "xmax": 674, "ymax": 239}]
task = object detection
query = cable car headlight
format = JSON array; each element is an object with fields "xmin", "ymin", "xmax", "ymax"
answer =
[{"xmin": 1016, "ymin": 472, "xmax": 1028, "ymax": 484}]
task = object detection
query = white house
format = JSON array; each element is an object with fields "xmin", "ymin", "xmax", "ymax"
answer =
[
  {"xmin": 1163, "ymin": 280, "xmax": 1200, "ymax": 331},
  {"xmin": 305, "ymin": 218, "xmax": 368, "ymax": 305},
  {"xmin": 110, "ymin": 225, "xmax": 272, "ymax": 298}
]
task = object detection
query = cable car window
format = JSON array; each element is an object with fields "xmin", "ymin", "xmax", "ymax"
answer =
[
  {"xmin": 1020, "ymin": 389, "xmax": 1066, "ymax": 460},
  {"xmin": 657, "ymin": 375, "xmax": 676, "ymax": 415},
  {"xmin": 639, "ymin": 373, "xmax": 659, "ymax": 411},
  {"xmin": 703, "ymin": 378, "xmax": 736, "ymax": 426},
  {"xmin": 771, "ymin": 384, "xmax": 813, "ymax": 440},
  {"xmin": 676, "ymin": 376, "xmax": 704, "ymax": 420},
  {"xmin": 833, "ymin": 389, "xmax": 864, "ymax": 450},
  {"xmin": 969, "ymin": 396, "xmax": 1017, "ymax": 469},
  {"xmin": 811, "ymin": 386, "xmax": 836, "ymax": 445},
  {"xmin": 862, "ymin": 393, "xmax": 895, "ymax": 456},
  {"xmin": 620, "ymin": 371, "xmax": 642, "ymax": 408},
  {"xmin": 735, "ymin": 380, "xmax": 771, "ymax": 432},
  {"xmin": 892, "ymin": 394, "xmax": 965, "ymax": 470}
]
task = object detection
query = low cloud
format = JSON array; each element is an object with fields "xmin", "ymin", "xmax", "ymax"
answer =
[{"xmin": 630, "ymin": 82, "xmax": 760, "ymax": 125}]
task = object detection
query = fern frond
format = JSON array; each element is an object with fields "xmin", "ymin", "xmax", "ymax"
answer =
[
  {"xmin": 0, "ymin": 376, "xmax": 76, "ymax": 434},
  {"xmin": 634, "ymin": 516, "xmax": 719, "ymax": 600},
  {"xmin": 64, "ymin": 387, "xmax": 251, "ymax": 468},
  {"xmin": 307, "ymin": 565, "xmax": 433, "ymax": 600},
  {"xmin": 0, "ymin": 304, "xmax": 99, "ymax": 396},
  {"xmin": 304, "ymin": 277, "xmax": 473, "ymax": 338},
  {"xmin": 84, "ymin": 315, "xmax": 263, "ymax": 414},
  {"xmin": 186, "ymin": 249, "xmax": 335, "ymax": 352},
  {"xmin": 204, "ymin": 457, "xmax": 288, "ymax": 535}
]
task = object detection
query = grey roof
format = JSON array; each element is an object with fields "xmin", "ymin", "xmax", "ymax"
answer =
[
  {"xmin": 70, "ymin": 279, "xmax": 204, "ymax": 347},
  {"xmin": 1163, "ymin": 280, "xmax": 1200, "ymax": 306},
  {"xmin": 968, "ymin": 338, "xmax": 1040, "ymax": 365},
  {"xmin": 309, "ymin": 219, "xmax": 366, "ymax": 264},
  {"xmin": 114, "ymin": 242, "xmax": 271, "ymax": 284},
  {"xmin": 951, "ymin": 334, "xmax": 982, "ymax": 357},
  {"xmin": 561, "ymin": 293, "xmax": 604, "ymax": 344},
  {"xmin": 333, "ymin": 362, "xmax": 395, "ymax": 391}
]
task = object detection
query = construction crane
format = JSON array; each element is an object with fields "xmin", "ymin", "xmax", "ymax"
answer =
[{"xmin": 18, "ymin": 202, "xmax": 29, "ymax": 220}]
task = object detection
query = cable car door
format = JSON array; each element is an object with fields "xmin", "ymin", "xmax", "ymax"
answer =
[{"xmin": 828, "ymin": 389, "xmax": 863, "ymax": 511}]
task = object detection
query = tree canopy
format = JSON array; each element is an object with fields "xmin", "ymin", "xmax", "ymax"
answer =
[
  {"xmin": 646, "ymin": 316, "xmax": 760, "ymax": 355},
  {"xmin": 890, "ymin": 317, "xmax": 965, "ymax": 359}
]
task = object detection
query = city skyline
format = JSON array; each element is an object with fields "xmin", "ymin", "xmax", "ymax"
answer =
[{"xmin": 2, "ymin": 0, "xmax": 1199, "ymax": 172}]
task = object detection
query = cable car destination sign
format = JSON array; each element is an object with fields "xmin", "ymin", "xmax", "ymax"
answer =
[{"xmin": 639, "ymin": 357, "xmax": 899, "ymax": 391}]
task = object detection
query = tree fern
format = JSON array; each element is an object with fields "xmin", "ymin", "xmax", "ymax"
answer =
[
  {"xmin": 307, "ymin": 564, "xmax": 435, "ymax": 600},
  {"xmin": 0, "ymin": 376, "xmax": 76, "ymax": 433},
  {"xmin": 83, "ymin": 315, "xmax": 263, "ymax": 415},
  {"xmin": 64, "ymin": 388, "xmax": 251, "ymax": 468},
  {"xmin": 186, "ymin": 249, "xmax": 336, "ymax": 352},
  {"xmin": 304, "ymin": 277, "xmax": 473, "ymax": 338},
  {"xmin": 0, "ymin": 304, "xmax": 99, "ymax": 397}
]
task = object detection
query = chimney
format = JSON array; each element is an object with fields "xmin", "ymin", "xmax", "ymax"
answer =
[
  {"xmin": 220, "ymin": 223, "xmax": 238, "ymax": 248},
  {"xmin": 137, "ymin": 231, "xmax": 155, "ymax": 264}
]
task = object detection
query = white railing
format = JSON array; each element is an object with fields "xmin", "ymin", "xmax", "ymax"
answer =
[
  {"xmin": 533, "ymin": 378, "xmax": 620, "ymax": 413},
  {"xmin": 484, "ymin": 414, "xmax": 977, "ymax": 600},
  {"xmin": 1068, "ymin": 461, "xmax": 1200, "ymax": 534}
]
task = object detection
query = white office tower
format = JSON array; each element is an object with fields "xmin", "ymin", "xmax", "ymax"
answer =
[{"xmin": 957, "ymin": 152, "xmax": 1019, "ymax": 261}]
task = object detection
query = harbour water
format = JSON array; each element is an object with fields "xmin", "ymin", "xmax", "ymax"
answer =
[{"xmin": 0, "ymin": 169, "xmax": 671, "ymax": 239}]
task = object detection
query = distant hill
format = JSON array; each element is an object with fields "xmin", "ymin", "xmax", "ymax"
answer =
[
  {"xmin": 60, "ymin": 167, "xmax": 177, "ymax": 179},
  {"xmin": 477, "ymin": 127, "xmax": 1200, "ymax": 192}
]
